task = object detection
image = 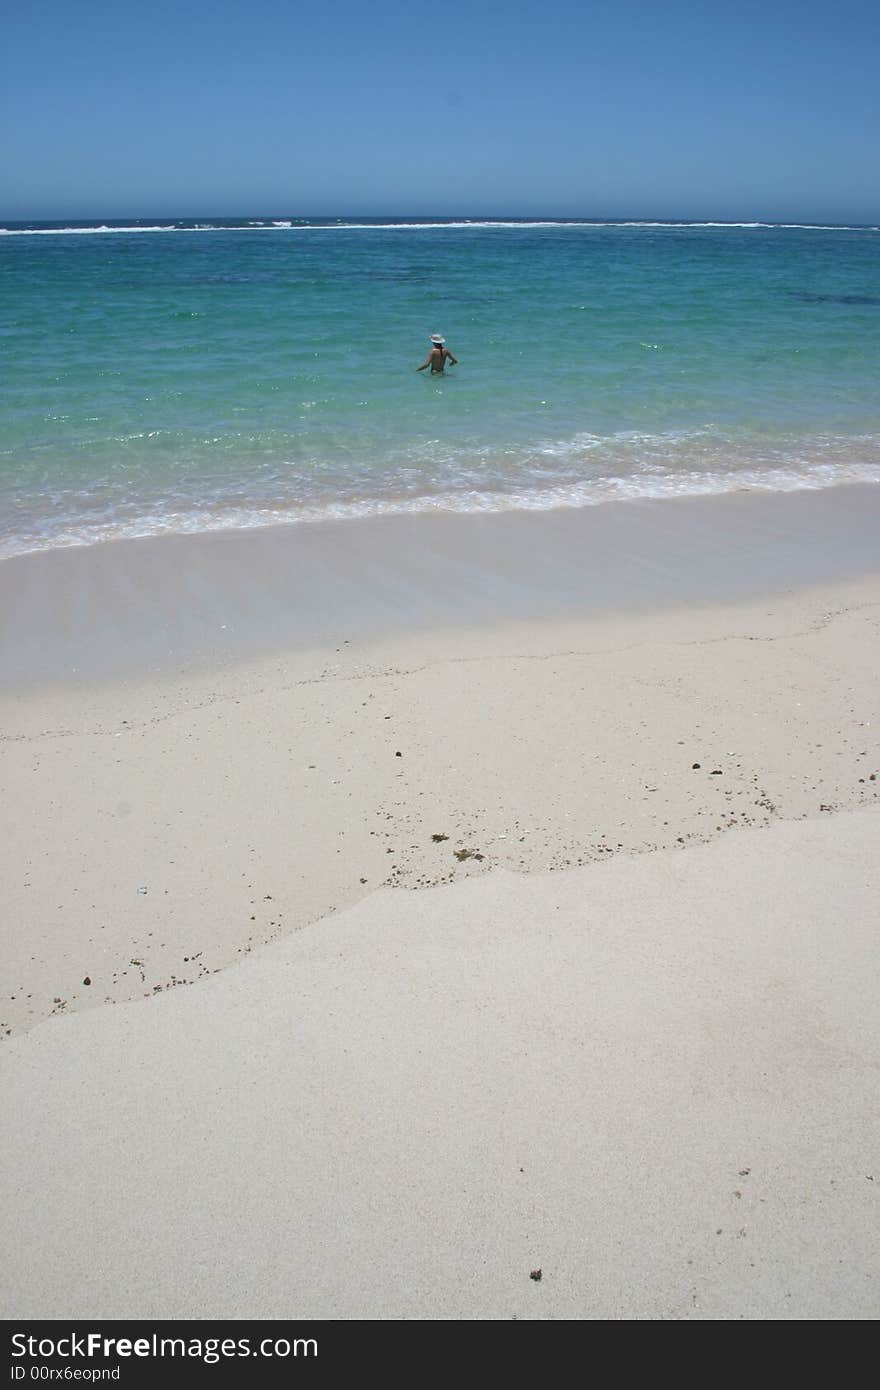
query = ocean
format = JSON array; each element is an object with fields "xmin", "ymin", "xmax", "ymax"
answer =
[{"xmin": 2, "ymin": 217, "xmax": 879, "ymax": 560}]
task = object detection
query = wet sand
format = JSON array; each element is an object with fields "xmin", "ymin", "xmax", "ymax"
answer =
[{"xmin": 2, "ymin": 483, "xmax": 879, "ymax": 689}]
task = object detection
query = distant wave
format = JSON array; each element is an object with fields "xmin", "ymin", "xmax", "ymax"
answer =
[
  {"xmin": 1, "ymin": 219, "xmax": 877, "ymax": 237},
  {"xmin": 0, "ymin": 224, "xmax": 185, "ymax": 236}
]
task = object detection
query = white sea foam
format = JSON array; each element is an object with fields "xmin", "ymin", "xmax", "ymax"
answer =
[
  {"xmin": 0, "ymin": 224, "xmax": 182, "ymax": 235},
  {"xmin": 1, "ymin": 220, "xmax": 876, "ymax": 237},
  {"xmin": 3, "ymin": 458, "xmax": 879, "ymax": 561}
]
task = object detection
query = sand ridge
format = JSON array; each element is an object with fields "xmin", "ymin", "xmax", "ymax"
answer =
[
  {"xmin": 1, "ymin": 580, "xmax": 878, "ymax": 1038},
  {"xmin": 1, "ymin": 810, "xmax": 878, "ymax": 1319}
]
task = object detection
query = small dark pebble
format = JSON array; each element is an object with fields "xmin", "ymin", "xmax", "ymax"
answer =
[
  {"xmin": 83, "ymin": 977, "xmax": 91, "ymax": 986},
  {"xmin": 359, "ymin": 877, "xmax": 367, "ymax": 884},
  {"xmin": 395, "ymin": 751, "xmax": 402, "ymax": 757},
  {"xmin": 431, "ymin": 833, "xmax": 449, "ymax": 843},
  {"xmin": 710, "ymin": 769, "xmax": 722, "ymax": 775},
  {"xmin": 530, "ymin": 1269, "xmax": 542, "ymax": 1282},
  {"xmin": 692, "ymin": 762, "xmax": 701, "ymax": 770}
]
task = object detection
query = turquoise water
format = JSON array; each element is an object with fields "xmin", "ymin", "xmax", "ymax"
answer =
[{"xmin": 2, "ymin": 217, "xmax": 879, "ymax": 558}]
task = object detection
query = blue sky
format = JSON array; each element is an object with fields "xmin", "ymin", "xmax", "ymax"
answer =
[{"xmin": 3, "ymin": 0, "xmax": 878, "ymax": 220}]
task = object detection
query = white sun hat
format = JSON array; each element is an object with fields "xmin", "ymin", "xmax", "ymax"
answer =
[{"xmin": 430, "ymin": 333, "xmax": 445, "ymax": 345}]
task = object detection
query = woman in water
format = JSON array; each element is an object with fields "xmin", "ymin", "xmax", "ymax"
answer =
[{"xmin": 417, "ymin": 333, "xmax": 458, "ymax": 374}]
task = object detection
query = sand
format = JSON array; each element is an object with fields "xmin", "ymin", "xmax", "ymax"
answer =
[
  {"xmin": 2, "ymin": 812, "xmax": 879, "ymax": 1320},
  {"xmin": 1, "ymin": 488, "xmax": 879, "ymax": 1319}
]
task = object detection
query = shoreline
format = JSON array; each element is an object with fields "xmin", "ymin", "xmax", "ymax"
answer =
[{"xmin": 2, "ymin": 482, "xmax": 880, "ymax": 692}]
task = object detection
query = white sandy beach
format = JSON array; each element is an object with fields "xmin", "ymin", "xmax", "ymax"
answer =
[{"xmin": 1, "ymin": 489, "xmax": 878, "ymax": 1319}]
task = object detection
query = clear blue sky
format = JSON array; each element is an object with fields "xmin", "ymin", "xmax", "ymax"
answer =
[{"xmin": 3, "ymin": 0, "xmax": 878, "ymax": 221}]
